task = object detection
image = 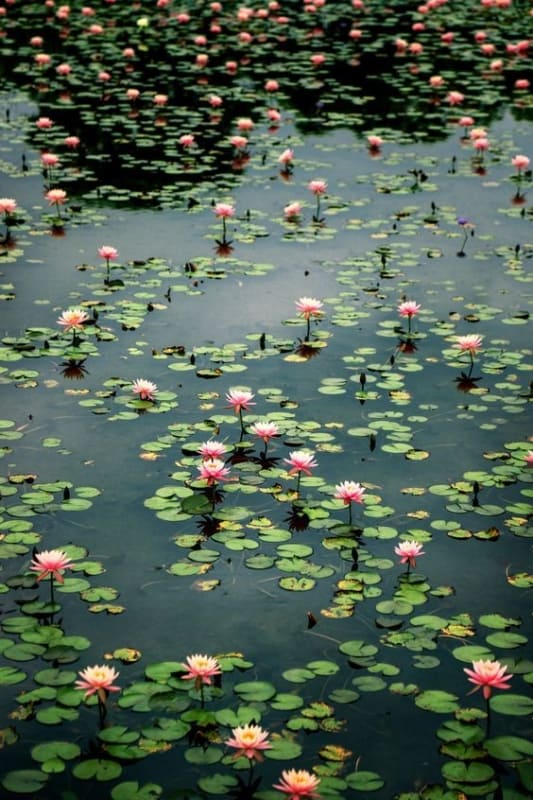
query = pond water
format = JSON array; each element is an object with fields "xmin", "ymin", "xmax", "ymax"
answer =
[{"xmin": 0, "ymin": 2, "xmax": 532, "ymax": 799}]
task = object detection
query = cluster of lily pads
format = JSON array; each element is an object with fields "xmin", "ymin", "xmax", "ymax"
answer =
[{"xmin": 0, "ymin": 1, "xmax": 532, "ymax": 799}]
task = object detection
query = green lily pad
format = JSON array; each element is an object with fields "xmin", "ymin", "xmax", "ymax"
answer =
[
  {"xmin": 72, "ymin": 759, "xmax": 123, "ymax": 781},
  {"xmin": 2, "ymin": 770, "xmax": 48, "ymax": 794},
  {"xmin": 415, "ymin": 690, "xmax": 459, "ymax": 714},
  {"xmin": 489, "ymin": 694, "xmax": 533, "ymax": 716}
]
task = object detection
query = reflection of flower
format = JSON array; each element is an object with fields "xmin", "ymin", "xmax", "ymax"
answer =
[
  {"xmin": 464, "ymin": 659, "xmax": 512, "ymax": 699},
  {"xmin": 75, "ymin": 664, "xmax": 121, "ymax": 698},
  {"xmin": 394, "ymin": 540, "xmax": 424, "ymax": 568},
  {"xmin": 273, "ymin": 768, "xmax": 321, "ymax": 799},
  {"xmin": 57, "ymin": 308, "xmax": 89, "ymax": 332},
  {"xmin": 198, "ymin": 458, "xmax": 230, "ymax": 485},
  {"xmin": 132, "ymin": 379, "xmax": 158, "ymax": 401},
  {"xmin": 60, "ymin": 359, "xmax": 88, "ymax": 380},
  {"xmin": 181, "ymin": 654, "xmax": 221, "ymax": 687},
  {"xmin": 226, "ymin": 724, "xmax": 272, "ymax": 761},
  {"xmin": 30, "ymin": 549, "xmax": 73, "ymax": 583}
]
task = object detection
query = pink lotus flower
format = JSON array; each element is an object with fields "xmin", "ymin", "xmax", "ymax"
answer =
[
  {"xmin": 458, "ymin": 116, "xmax": 474, "ymax": 129},
  {"xmin": 447, "ymin": 90, "xmax": 464, "ymax": 105},
  {"xmin": 198, "ymin": 458, "xmax": 230, "ymax": 485},
  {"xmin": 512, "ymin": 154, "xmax": 530, "ymax": 174},
  {"xmin": 198, "ymin": 440, "xmax": 228, "ymax": 459},
  {"xmin": 334, "ymin": 481, "xmax": 366, "ymax": 505},
  {"xmin": 132, "ymin": 379, "xmax": 158, "ymax": 401},
  {"xmin": 30, "ymin": 549, "xmax": 73, "ymax": 583},
  {"xmin": 98, "ymin": 245, "xmax": 118, "ymax": 261},
  {"xmin": 474, "ymin": 137, "xmax": 489, "ymax": 153},
  {"xmin": 64, "ymin": 136, "xmax": 80, "ymax": 148},
  {"xmin": 394, "ymin": 540, "xmax": 425, "ymax": 568},
  {"xmin": 181, "ymin": 654, "xmax": 221, "ymax": 688},
  {"xmin": 179, "ymin": 134, "xmax": 195, "ymax": 147},
  {"xmin": 36, "ymin": 116, "xmax": 53, "ymax": 129},
  {"xmin": 209, "ymin": 94, "xmax": 223, "ymax": 107},
  {"xmin": 464, "ymin": 659, "xmax": 513, "ymax": 700},
  {"xmin": 515, "ymin": 79, "xmax": 530, "ymax": 90},
  {"xmin": 153, "ymin": 93, "xmax": 168, "ymax": 106},
  {"xmin": 250, "ymin": 420, "xmax": 280, "ymax": 444},
  {"xmin": 226, "ymin": 388, "xmax": 255, "ymax": 413},
  {"xmin": 0, "ymin": 198, "xmax": 17, "ymax": 216},
  {"xmin": 284, "ymin": 450, "xmax": 317, "ymax": 477},
  {"xmin": 273, "ymin": 768, "xmax": 321, "ymax": 799},
  {"xmin": 35, "ymin": 53, "xmax": 52, "ymax": 66},
  {"xmin": 57, "ymin": 308, "xmax": 89, "ymax": 332},
  {"xmin": 75, "ymin": 664, "xmax": 121, "ymax": 698},
  {"xmin": 307, "ymin": 179, "xmax": 327, "ymax": 196},
  {"xmin": 236, "ymin": 117, "xmax": 254, "ymax": 132},
  {"xmin": 56, "ymin": 63, "xmax": 72, "ymax": 76},
  {"xmin": 267, "ymin": 108, "xmax": 281, "ymax": 123},
  {"xmin": 455, "ymin": 334, "xmax": 483, "ymax": 355},
  {"xmin": 126, "ymin": 88, "xmax": 140, "ymax": 101},
  {"xmin": 284, "ymin": 201, "xmax": 302, "ymax": 221},
  {"xmin": 278, "ymin": 148, "xmax": 294, "ymax": 167},
  {"xmin": 214, "ymin": 202, "xmax": 235, "ymax": 219},
  {"xmin": 398, "ymin": 300, "xmax": 421, "ymax": 318},
  {"xmin": 30, "ymin": 36, "xmax": 44, "ymax": 47},
  {"xmin": 41, "ymin": 151, "xmax": 60, "ymax": 167},
  {"xmin": 226, "ymin": 724, "xmax": 272, "ymax": 761},
  {"xmin": 265, "ymin": 79, "xmax": 279, "ymax": 92},
  {"xmin": 367, "ymin": 134, "xmax": 383, "ymax": 149},
  {"xmin": 295, "ymin": 297, "xmax": 323, "ymax": 319},
  {"xmin": 525, "ymin": 450, "xmax": 533, "ymax": 465},
  {"xmin": 230, "ymin": 135, "xmax": 248, "ymax": 151},
  {"xmin": 310, "ymin": 53, "xmax": 325, "ymax": 66},
  {"xmin": 45, "ymin": 188, "xmax": 67, "ymax": 206}
]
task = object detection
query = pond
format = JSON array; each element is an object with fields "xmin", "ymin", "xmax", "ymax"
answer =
[{"xmin": 0, "ymin": 1, "xmax": 531, "ymax": 799}]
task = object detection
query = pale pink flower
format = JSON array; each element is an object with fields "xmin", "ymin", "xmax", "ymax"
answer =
[
  {"xmin": 284, "ymin": 450, "xmax": 317, "ymax": 477},
  {"xmin": 123, "ymin": 47, "xmax": 135, "ymax": 59},
  {"xmin": 75, "ymin": 664, "xmax": 120, "ymax": 698},
  {"xmin": 455, "ymin": 334, "xmax": 483, "ymax": 354},
  {"xmin": 273, "ymin": 768, "xmax": 321, "ymax": 799},
  {"xmin": 226, "ymin": 724, "xmax": 272, "ymax": 761},
  {"xmin": 30, "ymin": 36, "xmax": 44, "ymax": 47},
  {"xmin": 64, "ymin": 136, "xmax": 80, "ymax": 148},
  {"xmin": 225, "ymin": 60, "xmax": 238, "ymax": 72},
  {"xmin": 198, "ymin": 440, "xmax": 227, "ymax": 459},
  {"xmin": 284, "ymin": 201, "xmax": 302, "ymax": 220},
  {"xmin": 209, "ymin": 94, "xmax": 223, "ymax": 107},
  {"xmin": 153, "ymin": 93, "xmax": 168, "ymax": 106},
  {"xmin": 429, "ymin": 75, "xmax": 444, "ymax": 88},
  {"xmin": 295, "ymin": 297, "xmax": 323, "ymax": 319},
  {"xmin": 194, "ymin": 35, "xmax": 207, "ymax": 46},
  {"xmin": 230, "ymin": 135, "xmax": 248, "ymax": 150},
  {"xmin": 464, "ymin": 659, "xmax": 513, "ymax": 700},
  {"xmin": 198, "ymin": 458, "xmax": 231, "ymax": 485},
  {"xmin": 57, "ymin": 308, "xmax": 89, "ymax": 332},
  {"xmin": 447, "ymin": 90, "xmax": 464, "ymax": 105},
  {"xmin": 56, "ymin": 63, "xmax": 72, "ymax": 76},
  {"xmin": 41, "ymin": 152, "xmax": 59, "ymax": 167},
  {"xmin": 470, "ymin": 127, "xmax": 487, "ymax": 141},
  {"xmin": 126, "ymin": 88, "xmax": 140, "ymax": 101},
  {"xmin": 35, "ymin": 53, "xmax": 52, "ymax": 66},
  {"xmin": 367, "ymin": 134, "xmax": 383, "ymax": 149},
  {"xmin": 98, "ymin": 71, "xmax": 111, "ymax": 82},
  {"xmin": 265, "ymin": 79, "xmax": 279, "ymax": 91},
  {"xmin": 236, "ymin": 117, "xmax": 254, "ymax": 131},
  {"xmin": 334, "ymin": 481, "xmax": 366, "ymax": 505},
  {"xmin": 515, "ymin": 79, "xmax": 530, "ymax": 90},
  {"xmin": 214, "ymin": 202, "xmax": 235, "ymax": 219},
  {"xmin": 250, "ymin": 420, "xmax": 280, "ymax": 443},
  {"xmin": 239, "ymin": 31, "xmax": 253, "ymax": 44},
  {"xmin": 179, "ymin": 134, "xmax": 195, "ymax": 148},
  {"xmin": 525, "ymin": 450, "xmax": 533, "ymax": 465},
  {"xmin": 176, "ymin": 11, "xmax": 190, "ymax": 22},
  {"xmin": 398, "ymin": 300, "xmax": 421, "ymax": 318},
  {"xmin": 45, "ymin": 188, "xmax": 67, "ymax": 206},
  {"xmin": 474, "ymin": 137, "xmax": 489, "ymax": 152},
  {"xmin": 30, "ymin": 549, "xmax": 73, "ymax": 583},
  {"xmin": 196, "ymin": 53, "xmax": 209, "ymax": 67},
  {"xmin": 394, "ymin": 540, "xmax": 425, "ymax": 568},
  {"xmin": 278, "ymin": 148, "xmax": 294, "ymax": 167},
  {"xmin": 226, "ymin": 388, "xmax": 255, "ymax": 413},
  {"xmin": 88, "ymin": 23, "xmax": 103, "ymax": 34},
  {"xmin": 181, "ymin": 654, "xmax": 221, "ymax": 686},
  {"xmin": 0, "ymin": 198, "xmax": 17, "ymax": 215},
  {"xmin": 132, "ymin": 379, "xmax": 158, "ymax": 401},
  {"xmin": 512, "ymin": 154, "xmax": 530, "ymax": 173},
  {"xmin": 36, "ymin": 116, "xmax": 53, "ymax": 129},
  {"xmin": 267, "ymin": 108, "xmax": 281, "ymax": 122},
  {"xmin": 409, "ymin": 42, "xmax": 423, "ymax": 55},
  {"xmin": 98, "ymin": 245, "xmax": 118, "ymax": 261},
  {"xmin": 458, "ymin": 116, "xmax": 474, "ymax": 128},
  {"xmin": 310, "ymin": 53, "xmax": 325, "ymax": 66},
  {"xmin": 307, "ymin": 179, "xmax": 327, "ymax": 195}
]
